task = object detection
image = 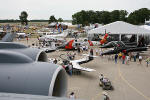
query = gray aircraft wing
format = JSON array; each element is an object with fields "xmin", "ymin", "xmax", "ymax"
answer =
[
  {"xmin": 70, "ymin": 54, "xmax": 96, "ymax": 72},
  {"xmin": 0, "ymin": 93, "xmax": 74, "ymax": 100},
  {"xmin": 71, "ymin": 62, "xmax": 96, "ymax": 72}
]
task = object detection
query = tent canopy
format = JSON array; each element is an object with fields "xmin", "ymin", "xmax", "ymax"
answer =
[
  {"xmin": 140, "ymin": 25, "xmax": 150, "ymax": 31},
  {"xmin": 88, "ymin": 21, "xmax": 150, "ymax": 35}
]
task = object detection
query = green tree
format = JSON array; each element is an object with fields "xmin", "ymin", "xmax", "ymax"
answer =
[
  {"xmin": 119, "ymin": 10, "xmax": 128, "ymax": 21},
  {"xmin": 127, "ymin": 8, "xmax": 150, "ymax": 25},
  {"xmin": 58, "ymin": 18, "xmax": 63, "ymax": 22},
  {"xmin": 49, "ymin": 15, "xmax": 57, "ymax": 23},
  {"xmin": 110, "ymin": 10, "xmax": 120, "ymax": 22},
  {"xmin": 72, "ymin": 10, "xmax": 89, "ymax": 26},
  {"xmin": 87, "ymin": 10, "xmax": 97, "ymax": 24},
  {"xmin": 99, "ymin": 11, "xmax": 111, "ymax": 24},
  {"xmin": 19, "ymin": 11, "xmax": 28, "ymax": 25}
]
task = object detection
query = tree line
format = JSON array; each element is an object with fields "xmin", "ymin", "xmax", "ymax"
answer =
[
  {"xmin": 72, "ymin": 8, "xmax": 150, "ymax": 26},
  {"xmin": 1, "ymin": 8, "xmax": 150, "ymax": 26}
]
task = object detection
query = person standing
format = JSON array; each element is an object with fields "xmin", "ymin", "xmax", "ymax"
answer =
[
  {"xmin": 102, "ymin": 91, "xmax": 109, "ymax": 100},
  {"xmin": 146, "ymin": 57, "xmax": 150, "ymax": 67},
  {"xmin": 122, "ymin": 54, "xmax": 126, "ymax": 64},
  {"xmin": 118, "ymin": 52, "xmax": 122, "ymax": 59},
  {"xmin": 53, "ymin": 58, "xmax": 57, "ymax": 64},
  {"xmin": 99, "ymin": 74, "xmax": 104, "ymax": 81},
  {"xmin": 96, "ymin": 48, "xmax": 98, "ymax": 56},
  {"xmin": 69, "ymin": 63, "xmax": 73, "ymax": 76},
  {"xmin": 90, "ymin": 48, "xmax": 94, "ymax": 56},
  {"xmin": 69, "ymin": 92, "xmax": 76, "ymax": 99},
  {"xmin": 26, "ymin": 36, "xmax": 29, "ymax": 44},
  {"xmin": 126, "ymin": 55, "xmax": 129, "ymax": 65},
  {"xmin": 139, "ymin": 55, "xmax": 142, "ymax": 64},
  {"xmin": 133, "ymin": 53, "xmax": 136, "ymax": 62},
  {"xmin": 77, "ymin": 47, "xmax": 80, "ymax": 54},
  {"xmin": 85, "ymin": 45, "xmax": 88, "ymax": 51},
  {"xmin": 114, "ymin": 54, "xmax": 118, "ymax": 64}
]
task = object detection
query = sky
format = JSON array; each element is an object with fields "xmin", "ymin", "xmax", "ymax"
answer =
[{"xmin": 0, "ymin": 0, "xmax": 150, "ymax": 20}]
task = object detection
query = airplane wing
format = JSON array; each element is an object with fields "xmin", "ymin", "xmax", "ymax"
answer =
[
  {"xmin": 82, "ymin": 54, "xmax": 98, "ymax": 58},
  {"xmin": 41, "ymin": 47, "xmax": 56, "ymax": 53},
  {"xmin": 70, "ymin": 57, "xmax": 88, "ymax": 63},
  {"xmin": 0, "ymin": 92, "xmax": 72, "ymax": 100},
  {"xmin": 70, "ymin": 54, "xmax": 98, "ymax": 65},
  {"xmin": 72, "ymin": 62, "xmax": 96, "ymax": 72}
]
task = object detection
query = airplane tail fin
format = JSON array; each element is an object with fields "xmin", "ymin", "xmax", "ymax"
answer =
[
  {"xmin": 100, "ymin": 33, "xmax": 109, "ymax": 45},
  {"xmin": 1, "ymin": 32, "xmax": 16, "ymax": 42},
  {"xmin": 65, "ymin": 40, "xmax": 74, "ymax": 49},
  {"xmin": 88, "ymin": 40, "xmax": 94, "ymax": 46}
]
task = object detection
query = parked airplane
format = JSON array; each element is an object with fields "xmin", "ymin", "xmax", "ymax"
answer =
[
  {"xmin": 16, "ymin": 33, "xmax": 31, "ymax": 39},
  {"xmin": 58, "ymin": 39, "xmax": 89, "ymax": 50},
  {"xmin": 60, "ymin": 54, "xmax": 97, "ymax": 72},
  {"xmin": 39, "ymin": 31, "xmax": 68, "ymax": 42},
  {"xmin": 100, "ymin": 41, "xmax": 137, "ymax": 48},
  {"xmin": 89, "ymin": 33, "xmax": 109, "ymax": 46},
  {"xmin": 101, "ymin": 41, "xmax": 148, "ymax": 55}
]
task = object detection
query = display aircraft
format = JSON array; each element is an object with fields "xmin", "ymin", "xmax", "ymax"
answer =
[
  {"xmin": 39, "ymin": 31, "xmax": 68, "ymax": 42},
  {"xmin": 16, "ymin": 32, "xmax": 28, "ymax": 38},
  {"xmin": 89, "ymin": 33, "xmax": 109, "ymax": 46},
  {"xmin": 60, "ymin": 54, "xmax": 97, "ymax": 72},
  {"xmin": 100, "ymin": 41, "xmax": 137, "ymax": 48},
  {"xmin": 101, "ymin": 41, "xmax": 148, "ymax": 55},
  {"xmin": 58, "ymin": 39, "xmax": 89, "ymax": 50}
]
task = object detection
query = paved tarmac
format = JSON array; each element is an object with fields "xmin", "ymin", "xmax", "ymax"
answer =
[{"xmin": 66, "ymin": 56, "xmax": 150, "ymax": 100}]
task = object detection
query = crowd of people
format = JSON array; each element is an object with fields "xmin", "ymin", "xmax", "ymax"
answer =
[{"xmin": 113, "ymin": 52, "xmax": 144, "ymax": 65}]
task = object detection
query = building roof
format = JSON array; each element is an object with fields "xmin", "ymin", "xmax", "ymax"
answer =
[{"xmin": 88, "ymin": 21, "xmax": 150, "ymax": 35}]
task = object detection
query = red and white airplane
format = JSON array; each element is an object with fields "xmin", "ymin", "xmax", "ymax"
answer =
[
  {"xmin": 60, "ymin": 33, "xmax": 109, "ymax": 50},
  {"xmin": 89, "ymin": 33, "xmax": 109, "ymax": 46}
]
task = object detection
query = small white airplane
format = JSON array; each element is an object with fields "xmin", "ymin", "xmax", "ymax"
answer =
[
  {"xmin": 16, "ymin": 33, "xmax": 28, "ymax": 38},
  {"xmin": 61, "ymin": 54, "xmax": 97, "ymax": 72},
  {"xmin": 39, "ymin": 31, "xmax": 68, "ymax": 42}
]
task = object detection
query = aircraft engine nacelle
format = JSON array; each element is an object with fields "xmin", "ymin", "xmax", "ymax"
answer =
[
  {"xmin": 0, "ymin": 42, "xmax": 48, "ymax": 62},
  {"xmin": 0, "ymin": 42, "xmax": 67, "ymax": 97}
]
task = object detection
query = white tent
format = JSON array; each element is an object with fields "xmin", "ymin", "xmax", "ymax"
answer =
[
  {"xmin": 88, "ymin": 21, "xmax": 150, "ymax": 35},
  {"xmin": 140, "ymin": 25, "xmax": 150, "ymax": 31}
]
